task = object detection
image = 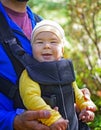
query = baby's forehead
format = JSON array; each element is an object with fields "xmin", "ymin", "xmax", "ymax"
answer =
[
  {"xmin": 34, "ymin": 31, "xmax": 63, "ymax": 43},
  {"xmin": 36, "ymin": 30, "xmax": 62, "ymax": 38},
  {"xmin": 31, "ymin": 20, "xmax": 66, "ymax": 44}
]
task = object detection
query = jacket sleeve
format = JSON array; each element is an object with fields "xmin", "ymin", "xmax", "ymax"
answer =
[
  {"xmin": 19, "ymin": 70, "xmax": 61, "ymax": 126},
  {"xmin": 72, "ymin": 81, "xmax": 96, "ymax": 110},
  {"xmin": 0, "ymin": 93, "xmax": 17, "ymax": 130}
]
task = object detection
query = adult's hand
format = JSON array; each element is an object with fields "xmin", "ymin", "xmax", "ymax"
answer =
[{"xmin": 14, "ymin": 110, "xmax": 51, "ymax": 130}]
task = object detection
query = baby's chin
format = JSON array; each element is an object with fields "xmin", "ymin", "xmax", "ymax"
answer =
[
  {"xmin": 40, "ymin": 59, "xmax": 54, "ymax": 62},
  {"xmin": 37, "ymin": 56, "xmax": 61, "ymax": 62}
]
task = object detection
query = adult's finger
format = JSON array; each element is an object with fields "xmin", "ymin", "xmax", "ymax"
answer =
[{"xmin": 23, "ymin": 110, "xmax": 51, "ymax": 120}]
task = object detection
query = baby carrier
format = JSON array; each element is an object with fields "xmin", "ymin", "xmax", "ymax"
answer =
[{"xmin": 0, "ymin": 12, "xmax": 90, "ymax": 130}]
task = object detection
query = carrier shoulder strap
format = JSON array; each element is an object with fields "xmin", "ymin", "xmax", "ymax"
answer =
[
  {"xmin": 0, "ymin": 12, "xmax": 24, "ymax": 77},
  {"xmin": 0, "ymin": 12, "xmax": 41, "ymax": 100}
]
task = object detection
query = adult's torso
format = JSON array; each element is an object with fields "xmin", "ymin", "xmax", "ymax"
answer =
[{"xmin": 0, "ymin": 2, "xmax": 36, "ymax": 84}]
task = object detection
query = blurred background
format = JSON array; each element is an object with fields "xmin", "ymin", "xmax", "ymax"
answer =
[{"xmin": 28, "ymin": 0, "xmax": 101, "ymax": 129}]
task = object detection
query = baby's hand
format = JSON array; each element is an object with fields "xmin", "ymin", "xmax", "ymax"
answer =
[
  {"xmin": 50, "ymin": 117, "xmax": 69, "ymax": 130},
  {"xmin": 79, "ymin": 109, "xmax": 95, "ymax": 123},
  {"xmin": 81, "ymin": 88, "xmax": 91, "ymax": 100}
]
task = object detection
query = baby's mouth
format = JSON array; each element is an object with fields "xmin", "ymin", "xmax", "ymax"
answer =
[
  {"xmin": 42, "ymin": 53, "xmax": 52, "ymax": 60},
  {"xmin": 42, "ymin": 53, "xmax": 52, "ymax": 56}
]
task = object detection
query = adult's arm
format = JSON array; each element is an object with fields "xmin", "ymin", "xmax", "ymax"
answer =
[
  {"xmin": 0, "ymin": 93, "xmax": 51, "ymax": 130},
  {"xmin": 0, "ymin": 93, "xmax": 16, "ymax": 130}
]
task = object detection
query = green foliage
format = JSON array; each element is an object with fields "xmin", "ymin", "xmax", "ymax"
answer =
[
  {"xmin": 28, "ymin": 0, "xmax": 67, "ymax": 19},
  {"xmin": 89, "ymin": 114, "xmax": 101, "ymax": 130}
]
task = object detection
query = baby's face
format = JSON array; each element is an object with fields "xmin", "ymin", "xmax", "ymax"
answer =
[{"xmin": 32, "ymin": 31, "xmax": 64, "ymax": 62}]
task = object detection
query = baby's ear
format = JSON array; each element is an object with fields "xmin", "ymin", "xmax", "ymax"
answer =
[{"xmin": 62, "ymin": 46, "xmax": 64, "ymax": 54}]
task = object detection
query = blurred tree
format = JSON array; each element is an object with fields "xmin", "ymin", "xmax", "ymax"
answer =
[{"xmin": 66, "ymin": 0, "xmax": 101, "ymax": 94}]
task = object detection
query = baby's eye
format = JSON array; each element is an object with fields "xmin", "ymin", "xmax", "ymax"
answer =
[
  {"xmin": 51, "ymin": 41, "xmax": 58, "ymax": 44},
  {"xmin": 36, "ymin": 41, "xmax": 43, "ymax": 44},
  {"xmin": 50, "ymin": 42, "xmax": 59, "ymax": 46}
]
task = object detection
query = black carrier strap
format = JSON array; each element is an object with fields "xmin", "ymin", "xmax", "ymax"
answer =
[
  {"xmin": 0, "ymin": 12, "xmax": 24, "ymax": 77},
  {"xmin": 0, "ymin": 12, "xmax": 41, "ymax": 108}
]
